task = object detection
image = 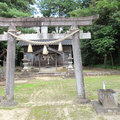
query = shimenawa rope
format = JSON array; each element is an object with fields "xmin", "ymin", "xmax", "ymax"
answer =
[{"xmin": 7, "ymin": 29, "xmax": 79, "ymax": 45}]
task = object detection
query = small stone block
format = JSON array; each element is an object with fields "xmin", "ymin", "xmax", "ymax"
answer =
[{"xmin": 98, "ymin": 89, "xmax": 118, "ymax": 108}]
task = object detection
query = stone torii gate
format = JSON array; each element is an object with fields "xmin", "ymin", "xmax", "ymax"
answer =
[{"xmin": 0, "ymin": 15, "xmax": 99, "ymax": 107}]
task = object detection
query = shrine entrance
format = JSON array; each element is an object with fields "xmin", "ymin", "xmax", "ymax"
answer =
[
  {"xmin": 0, "ymin": 15, "xmax": 99, "ymax": 107},
  {"xmin": 33, "ymin": 46, "xmax": 62, "ymax": 71},
  {"xmin": 38, "ymin": 55, "xmax": 55, "ymax": 67}
]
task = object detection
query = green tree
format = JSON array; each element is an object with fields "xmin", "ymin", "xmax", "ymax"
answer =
[
  {"xmin": 82, "ymin": 0, "xmax": 92, "ymax": 8},
  {"xmin": 70, "ymin": 0, "xmax": 120, "ymax": 67},
  {"xmin": 0, "ymin": 0, "xmax": 36, "ymax": 66},
  {"xmin": 38, "ymin": 0, "xmax": 81, "ymax": 17},
  {"xmin": 0, "ymin": 0, "xmax": 36, "ymax": 18}
]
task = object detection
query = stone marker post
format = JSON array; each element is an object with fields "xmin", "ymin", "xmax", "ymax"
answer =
[{"xmin": 72, "ymin": 25, "xmax": 90, "ymax": 103}]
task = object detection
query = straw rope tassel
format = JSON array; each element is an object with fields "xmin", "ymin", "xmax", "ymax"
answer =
[
  {"xmin": 58, "ymin": 42, "xmax": 63, "ymax": 51},
  {"xmin": 43, "ymin": 45, "xmax": 48, "ymax": 54},
  {"xmin": 27, "ymin": 43, "xmax": 33, "ymax": 52}
]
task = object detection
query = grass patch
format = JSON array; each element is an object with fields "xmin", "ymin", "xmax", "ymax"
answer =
[
  {"xmin": 0, "ymin": 87, "xmax": 5, "ymax": 96},
  {"xmin": 84, "ymin": 75, "xmax": 120, "ymax": 101},
  {"xmin": 14, "ymin": 77, "xmax": 77, "ymax": 104},
  {"xmin": 28, "ymin": 104, "xmax": 97, "ymax": 120},
  {"xmin": 0, "ymin": 75, "xmax": 120, "ymax": 119},
  {"xmin": 14, "ymin": 75, "xmax": 120, "ymax": 104}
]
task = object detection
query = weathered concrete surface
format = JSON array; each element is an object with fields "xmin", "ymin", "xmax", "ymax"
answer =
[
  {"xmin": 98, "ymin": 89, "xmax": 118, "ymax": 108},
  {"xmin": 73, "ymin": 98, "xmax": 91, "ymax": 104},
  {"xmin": 65, "ymin": 70, "xmax": 75, "ymax": 78},
  {"xmin": 18, "ymin": 71, "xmax": 30, "ymax": 78},
  {"xmin": 36, "ymin": 72, "xmax": 65, "ymax": 76},
  {"xmin": 92, "ymin": 101, "xmax": 120, "ymax": 115},
  {"xmin": 83, "ymin": 71, "xmax": 120, "ymax": 76}
]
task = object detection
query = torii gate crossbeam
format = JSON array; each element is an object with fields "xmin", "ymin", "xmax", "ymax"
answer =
[
  {"xmin": 0, "ymin": 15, "xmax": 99, "ymax": 107},
  {"xmin": 0, "ymin": 15, "xmax": 98, "ymax": 27}
]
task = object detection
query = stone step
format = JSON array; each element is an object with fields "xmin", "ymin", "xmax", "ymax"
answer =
[{"xmin": 36, "ymin": 72, "xmax": 65, "ymax": 76}]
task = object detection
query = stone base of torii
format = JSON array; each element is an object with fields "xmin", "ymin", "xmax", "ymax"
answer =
[{"xmin": 0, "ymin": 15, "xmax": 99, "ymax": 107}]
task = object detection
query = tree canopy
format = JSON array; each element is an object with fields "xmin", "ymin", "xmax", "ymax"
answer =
[
  {"xmin": 38, "ymin": 0, "xmax": 82, "ymax": 17},
  {"xmin": 70, "ymin": 0, "xmax": 120, "ymax": 67},
  {"xmin": 0, "ymin": 0, "xmax": 120, "ymax": 68},
  {"xmin": 0, "ymin": 0, "xmax": 36, "ymax": 66},
  {"xmin": 0, "ymin": 0, "xmax": 36, "ymax": 18}
]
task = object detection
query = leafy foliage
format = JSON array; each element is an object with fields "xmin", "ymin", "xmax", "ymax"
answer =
[
  {"xmin": 70, "ymin": 0, "xmax": 120, "ymax": 67},
  {"xmin": 38, "ymin": 0, "xmax": 81, "ymax": 17},
  {"xmin": 0, "ymin": 0, "xmax": 36, "ymax": 66},
  {"xmin": 0, "ymin": 0, "xmax": 120, "ymax": 68},
  {"xmin": 70, "ymin": 4, "xmax": 98, "ymax": 17},
  {"xmin": 90, "ymin": 25, "xmax": 117, "ymax": 55},
  {"xmin": 17, "ymin": 27, "xmax": 36, "ymax": 34},
  {"xmin": 0, "ymin": 0, "xmax": 35, "ymax": 18}
]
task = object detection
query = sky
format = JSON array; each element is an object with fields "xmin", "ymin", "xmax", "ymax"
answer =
[{"xmin": 30, "ymin": 4, "xmax": 43, "ymax": 17}]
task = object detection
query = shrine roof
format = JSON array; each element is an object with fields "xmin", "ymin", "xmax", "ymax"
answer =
[
  {"xmin": 33, "ymin": 47, "xmax": 62, "ymax": 56},
  {"xmin": 17, "ymin": 39, "xmax": 72, "ymax": 46}
]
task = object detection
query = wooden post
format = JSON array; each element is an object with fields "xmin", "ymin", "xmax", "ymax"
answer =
[
  {"xmin": 63, "ymin": 52, "xmax": 64, "ymax": 67},
  {"xmin": 55, "ymin": 53, "xmax": 57, "ymax": 72},
  {"xmin": 39, "ymin": 54, "xmax": 41, "ymax": 72},
  {"xmin": 72, "ymin": 25, "xmax": 90, "ymax": 103},
  {"xmin": 1, "ymin": 23, "xmax": 18, "ymax": 107},
  {"xmin": 32, "ymin": 54, "xmax": 34, "ymax": 66}
]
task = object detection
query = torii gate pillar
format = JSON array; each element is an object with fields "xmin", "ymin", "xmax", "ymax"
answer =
[
  {"xmin": 1, "ymin": 23, "xmax": 18, "ymax": 107},
  {"xmin": 72, "ymin": 25, "xmax": 90, "ymax": 103}
]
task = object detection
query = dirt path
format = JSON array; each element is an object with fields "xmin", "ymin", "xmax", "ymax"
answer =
[{"xmin": 0, "ymin": 108, "xmax": 30, "ymax": 120}]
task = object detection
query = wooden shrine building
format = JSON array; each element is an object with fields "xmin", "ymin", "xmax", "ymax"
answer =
[
  {"xmin": 18, "ymin": 36, "xmax": 72, "ymax": 67},
  {"xmin": 17, "ymin": 27, "xmax": 91, "ymax": 68}
]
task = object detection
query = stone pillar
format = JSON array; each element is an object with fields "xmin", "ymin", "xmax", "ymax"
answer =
[
  {"xmin": 72, "ymin": 25, "xmax": 90, "ymax": 104},
  {"xmin": 1, "ymin": 23, "xmax": 18, "ymax": 107},
  {"xmin": 41, "ymin": 26, "xmax": 48, "ymax": 33},
  {"xmin": 41, "ymin": 26, "xmax": 48, "ymax": 40},
  {"xmin": 65, "ymin": 54, "xmax": 75, "ymax": 78},
  {"xmin": 22, "ymin": 55, "xmax": 29, "ymax": 72}
]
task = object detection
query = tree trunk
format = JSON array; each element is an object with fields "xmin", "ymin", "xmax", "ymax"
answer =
[
  {"xmin": 104, "ymin": 55, "xmax": 107, "ymax": 66},
  {"xmin": 110, "ymin": 52, "xmax": 114, "ymax": 68}
]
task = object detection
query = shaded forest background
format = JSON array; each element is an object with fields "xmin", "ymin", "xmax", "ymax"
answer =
[{"xmin": 0, "ymin": 0, "xmax": 120, "ymax": 69}]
